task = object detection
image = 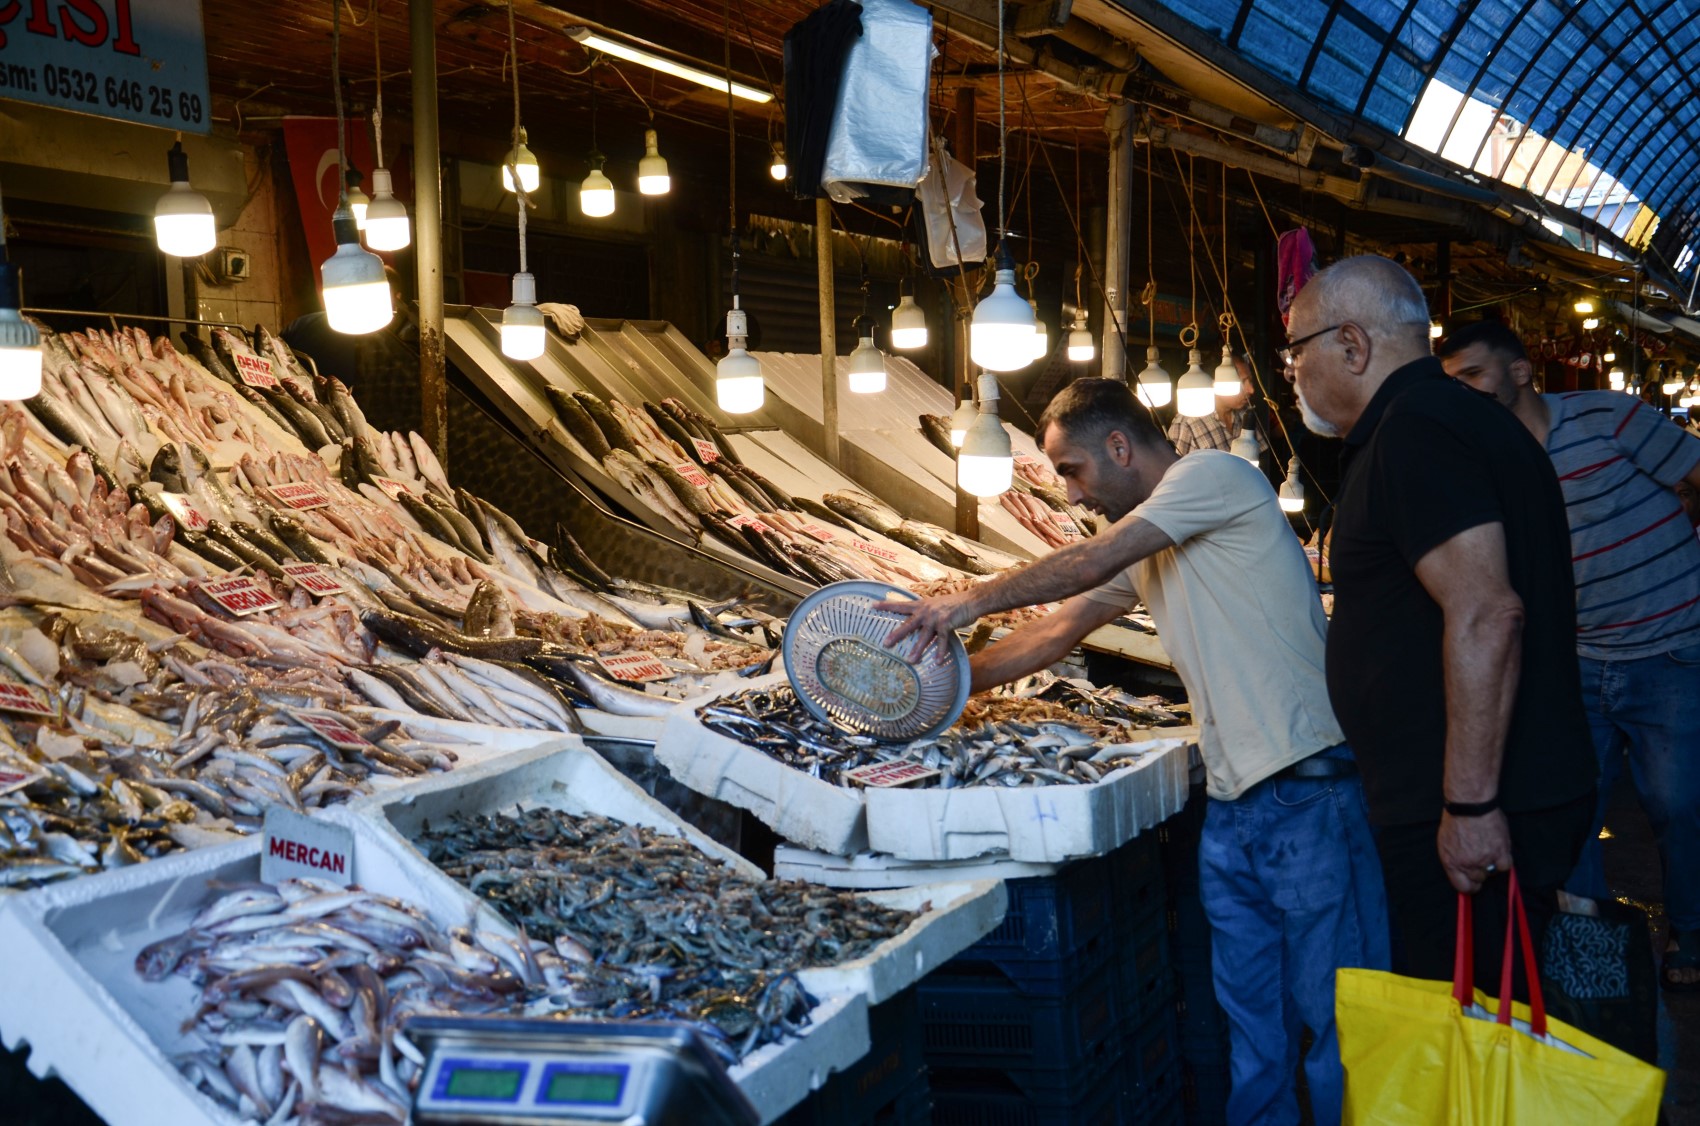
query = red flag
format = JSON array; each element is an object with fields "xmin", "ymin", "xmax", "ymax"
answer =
[{"xmin": 282, "ymin": 117, "xmax": 411, "ymax": 289}]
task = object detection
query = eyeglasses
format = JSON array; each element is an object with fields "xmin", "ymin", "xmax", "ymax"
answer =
[{"xmin": 1280, "ymin": 323, "xmax": 1345, "ymax": 368}]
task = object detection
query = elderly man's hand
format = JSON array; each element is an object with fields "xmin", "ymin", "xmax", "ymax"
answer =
[
  {"xmin": 874, "ymin": 592, "xmax": 978, "ymax": 664},
  {"xmin": 1438, "ymin": 809, "xmax": 1514, "ymax": 894}
]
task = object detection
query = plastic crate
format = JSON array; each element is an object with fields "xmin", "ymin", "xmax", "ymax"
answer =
[
  {"xmin": 963, "ymin": 854, "xmax": 1116, "ymax": 966},
  {"xmin": 1125, "ymin": 1008, "xmax": 1183, "ymax": 1108},
  {"xmin": 781, "ymin": 988, "xmax": 927, "ymax": 1126},
  {"xmin": 778, "ymin": 1067, "xmax": 931, "ymax": 1126},
  {"xmin": 920, "ymin": 959, "xmax": 1122, "ymax": 1072},
  {"xmin": 1108, "ymin": 832, "xmax": 1166, "ymax": 936},
  {"xmin": 1113, "ymin": 906, "xmax": 1175, "ymax": 1025},
  {"xmin": 1180, "ymin": 1059, "xmax": 1230, "ymax": 1126},
  {"xmin": 874, "ymin": 1076, "xmax": 932, "ymax": 1125},
  {"xmin": 927, "ymin": 1020, "xmax": 1124, "ymax": 1105},
  {"xmin": 1129, "ymin": 1090, "xmax": 1186, "ymax": 1126},
  {"xmin": 929, "ymin": 1050, "xmax": 1125, "ymax": 1126}
]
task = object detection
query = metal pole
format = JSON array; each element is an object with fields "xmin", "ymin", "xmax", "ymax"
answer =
[
  {"xmin": 1102, "ymin": 103, "xmax": 1134, "ymax": 379},
  {"xmin": 816, "ymin": 197, "xmax": 840, "ymax": 467},
  {"xmin": 954, "ymin": 85, "xmax": 980, "ymax": 541},
  {"xmin": 411, "ymin": 0, "xmax": 447, "ymax": 468}
]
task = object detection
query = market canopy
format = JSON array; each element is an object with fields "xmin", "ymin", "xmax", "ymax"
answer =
[{"xmin": 1121, "ymin": 0, "xmax": 1700, "ymax": 290}]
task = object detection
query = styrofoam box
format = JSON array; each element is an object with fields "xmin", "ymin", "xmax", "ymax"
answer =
[
  {"xmin": 774, "ymin": 844, "xmax": 1062, "ymax": 889},
  {"xmin": 864, "ymin": 736, "xmax": 1196, "ymax": 863},
  {"xmin": 338, "ymin": 743, "xmax": 1007, "ymax": 1009},
  {"xmin": 654, "ymin": 678, "xmax": 869, "ymax": 855}
]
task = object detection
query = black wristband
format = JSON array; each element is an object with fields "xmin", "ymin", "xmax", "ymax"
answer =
[{"xmin": 1443, "ymin": 795, "xmax": 1501, "ymax": 817}]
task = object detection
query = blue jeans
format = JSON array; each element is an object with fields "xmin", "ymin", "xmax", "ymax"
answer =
[
  {"xmin": 1199, "ymin": 745, "xmax": 1390, "ymax": 1126},
  {"xmin": 1565, "ymin": 645, "xmax": 1700, "ymax": 931}
]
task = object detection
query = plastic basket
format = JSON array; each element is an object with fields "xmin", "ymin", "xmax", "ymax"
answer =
[
  {"xmin": 1125, "ymin": 1008, "xmax": 1183, "ymax": 1107},
  {"xmin": 1108, "ymin": 832, "xmax": 1166, "ymax": 936},
  {"xmin": 782, "ymin": 989, "xmax": 927, "ymax": 1126},
  {"xmin": 920, "ymin": 960, "xmax": 1122, "ymax": 1071},
  {"xmin": 960, "ymin": 855, "xmax": 1115, "ymax": 966},
  {"xmin": 1113, "ymin": 910, "xmax": 1176, "ymax": 1025},
  {"xmin": 929, "ymin": 1051, "xmax": 1125, "ymax": 1126}
]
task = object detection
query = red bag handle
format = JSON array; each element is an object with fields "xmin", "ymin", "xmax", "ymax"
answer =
[{"xmin": 1452, "ymin": 871, "xmax": 1547, "ymax": 1037}]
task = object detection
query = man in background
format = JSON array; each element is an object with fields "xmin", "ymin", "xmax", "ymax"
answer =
[{"xmin": 1169, "ymin": 355, "xmax": 1255, "ymax": 455}]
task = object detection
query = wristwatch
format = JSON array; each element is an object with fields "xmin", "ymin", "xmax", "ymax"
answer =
[{"xmin": 1443, "ymin": 795, "xmax": 1501, "ymax": 817}]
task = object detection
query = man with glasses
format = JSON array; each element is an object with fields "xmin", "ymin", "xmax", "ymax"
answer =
[{"xmin": 1287, "ymin": 255, "xmax": 1596, "ymax": 993}]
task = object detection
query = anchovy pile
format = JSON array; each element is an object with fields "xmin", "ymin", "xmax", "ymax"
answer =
[{"xmin": 698, "ymin": 680, "xmax": 1188, "ymax": 788}]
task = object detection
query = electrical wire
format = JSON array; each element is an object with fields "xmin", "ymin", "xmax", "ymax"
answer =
[
  {"xmin": 506, "ymin": 0, "xmax": 528, "ymax": 272},
  {"xmin": 332, "ymin": 0, "xmax": 346, "ymax": 197},
  {"xmin": 725, "ymin": 0, "xmax": 739, "ymax": 301},
  {"xmin": 370, "ymin": 0, "xmax": 383, "ymax": 165}
]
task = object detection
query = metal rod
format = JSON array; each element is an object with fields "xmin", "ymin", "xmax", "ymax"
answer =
[
  {"xmin": 412, "ymin": 0, "xmax": 447, "ymax": 470},
  {"xmin": 816, "ymin": 197, "xmax": 840, "ymax": 468},
  {"xmin": 22, "ymin": 307, "xmax": 267, "ymax": 330},
  {"xmin": 1101, "ymin": 102, "xmax": 1134, "ymax": 380}
]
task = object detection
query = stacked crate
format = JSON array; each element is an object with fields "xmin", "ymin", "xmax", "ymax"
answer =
[
  {"xmin": 776, "ymin": 988, "xmax": 932, "ymax": 1126},
  {"xmin": 1159, "ymin": 791, "xmax": 1231, "ymax": 1126},
  {"xmin": 920, "ymin": 834, "xmax": 1183, "ymax": 1124}
]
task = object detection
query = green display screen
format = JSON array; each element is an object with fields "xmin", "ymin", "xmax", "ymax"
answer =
[
  {"xmin": 543, "ymin": 1069, "xmax": 626, "ymax": 1105},
  {"xmin": 445, "ymin": 1065, "xmax": 525, "ymax": 1101}
]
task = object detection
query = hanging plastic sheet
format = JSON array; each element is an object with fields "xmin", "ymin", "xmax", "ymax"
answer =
[
  {"xmin": 914, "ymin": 148, "xmax": 987, "ymax": 277},
  {"xmin": 820, "ymin": 0, "xmax": 935, "ymax": 204},
  {"xmin": 783, "ymin": 0, "xmax": 863, "ymax": 201}
]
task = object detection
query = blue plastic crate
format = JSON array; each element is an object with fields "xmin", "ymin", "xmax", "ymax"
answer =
[
  {"xmin": 874, "ymin": 1076, "xmax": 932, "ymax": 1125},
  {"xmin": 1108, "ymin": 832, "xmax": 1166, "ymax": 936},
  {"xmin": 1125, "ymin": 1008, "xmax": 1183, "ymax": 1109},
  {"xmin": 920, "ymin": 959, "xmax": 1123, "ymax": 1072},
  {"xmin": 1129, "ymin": 1090, "xmax": 1186, "ymax": 1126},
  {"xmin": 781, "ymin": 989, "xmax": 926, "ymax": 1126},
  {"xmin": 778, "ymin": 1067, "xmax": 930, "ymax": 1126},
  {"xmin": 1113, "ymin": 904, "xmax": 1176, "ymax": 1025},
  {"xmin": 1180, "ymin": 1059, "xmax": 1230, "ymax": 1126},
  {"xmin": 964, "ymin": 854, "xmax": 1116, "ymax": 965},
  {"xmin": 930, "ymin": 1049, "xmax": 1125, "ymax": 1126},
  {"xmin": 927, "ymin": 1020, "xmax": 1124, "ymax": 1104}
]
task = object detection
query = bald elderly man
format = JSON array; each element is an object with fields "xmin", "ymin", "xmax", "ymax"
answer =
[{"xmin": 1286, "ymin": 256, "xmax": 1596, "ymax": 992}]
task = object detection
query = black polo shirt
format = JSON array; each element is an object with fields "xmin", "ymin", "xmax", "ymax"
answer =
[{"xmin": 1325, "ymin": 357, "xmax": 1596, "ymax": 826}]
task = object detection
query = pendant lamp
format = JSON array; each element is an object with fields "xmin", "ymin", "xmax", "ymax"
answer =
[
  {"xmin": 579, "ymin": 153, "xmax": 615, "ymax": 217},
  {"xmin": 1213, "ymin": 344, "xmax": 1240, "ymax": 396},
  {"xmin": 958, "ymin": 372, "xmax": 1013, "ymax": 497},
  {"xmin": 500, "ymin": 0, "xmax": 543, "ymax": 360},
  {"xmin": 717, "ymin": 297, "xmax": 763, "ymax": 413},
  {"xmin": 1278, "ymin": 458, "xmax": 1305, "ymax": 513},
  {"xmin": 344, "ymin": 168, "xmax": 370, "ymax": 230},
  {"xmin": 890, "ymin": 291, "xmax": 928, "ymax": 350},
  {"xmin": 503, "ymin": 128, "xmax": 540, "ymax": 193},
  {"xmin": 949, "ymin": 388, "xmax": 977, "ymax": 447},
  {"xmin": 1176, "ymin": 350, "xmax": 1214, "ymax": 416},
  {"xmin": 1067, "ymin": 316, "xmax": 1095, "ymax": 363},
  {"xmin": 1136, "ymin": 347, "xmax": 1172, "ymax": 408},
  {"xmin": 847, "ymin": 326, "xmax": 886, "ymax": 394},
  {"xmin": 320, "ymin": 0, "xmax": 391, "ymax": 335},
  {"xmin": 153, "ymin": 141, "xmax": 216, "ymax": 258},
  {"xmin": 360, "ymin": 16, "xmax": 410, "ymax": 251},
  {"xmin": 1229, "ymin": 420, "xmax": 1260, "ymax": 464},
  {"xmin": 972, "ymin": 247, "xmax": 1037, "ymax": 370},
  {"xmin": 769, "ymin": 143, "xmax": 787, "ymax": 181},
  {"xmin": 0, "ymin": 213, "xmax": 43, "ymax": 400},
  {"xmin": 1029, "ymin": 302, "xmax": 1049, "ymax": 363},
  {"xmin": 638, "ymin": 128, "xmax": 671, "ymax": 195}
]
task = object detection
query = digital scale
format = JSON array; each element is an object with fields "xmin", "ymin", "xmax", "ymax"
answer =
[{"xmin": 408, "ymin": 1016, "xmax": 759, "ymax": 1126}]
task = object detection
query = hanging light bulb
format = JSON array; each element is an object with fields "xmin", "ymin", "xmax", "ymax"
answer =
[
  {"xmin": 1028, "ymin": 303, "xmax": 1049, "ymax": 362},
  {"xmin": 1176, "ymin": 349, "xmax": 1214, "ymax": 416},
  {"xmin": 1137, "ymin": 347, "xmax": 1173, "ymax": 408},
  {"xmin": 1573, "ymin": 298, "xmax": 1595, "ymax": 315},
  {"xmin": 1582, "ymin": 317, "xmax": 1601, "ymax": 331},
  {"xmin": 1066, "ymin": 315, "xmax": 1095, "ymax": 363},
  {"xmin": 579, "ymin": 152, "xmax": 615, "ymax": 218},
  {"xmin": 949, "ymin": 389, "xmax": 978, "ymax": 447},
  {"xmin": 847, "ymin": 318, "xmax": 886, "ymax": 395},
  {"xmin": 638, "ymin": 128, "xmax": 670, "ymax": 196},
  {"xmin": 890, "ymin": 292, "xmax": 928, "ymax": 350},
  {"xmin": 320, "ymin": 202, "xmax": 393, "ymax": 334},
  {"xmin": 717, "ymin": 297, "xmax": 763, "ymax": 413},
  {"xmin": 503, "ymin": 128, "xmax": 541, "ymax": 193},
  {"xmin": 971, "ymin": 248, "xmax": 1037, "ymax": 371},
  {"xmin": 500, "ymin": 272, "xmax": 545, "ymax": 360},
  {"xmin": 344, "ymin": 168, "xmax": 370, "ymax": 230},
  {"xmin": 1603, "ymin": 350, "xmax": 1617, "ymax": 363},
  {"xmin": 958, "ymin": 372, "xmax": 1013, "ymax": 497},
  {"xmin": 769, "ymin": 143, "xmax": 787, "ymax": 181},
  {"xmin": 1229, "ymin": 420, "xmax": 1261, "ymax": 464},
  {"xmin": 1278, "ymin": 457, "xmax": 1305, "ymax": 513},
  {"xmin": 1213, "ymin": 344, "xmax": 1240, "ymax": 396},
  {"xmin": 1429, "ymin": 321, "xmax": 1444, "ymax": 340},
  {"xmin": 1663, "ymin": 372, "xmax": 1684, "ymax": 395},
  {"xmin": 362, "ymin": 168, "xmax": 411, "ymax": 251},
  {"xmin": 1608, "ymin": 366, "xmax": 1626, "ymax": 389},
  {"xmin": 153, "ymin": 141, "xmax": 217, "ymax": 258},
  {"xmin": 0, "ymin": 258, "xmax": 43, "ymax": 401}
]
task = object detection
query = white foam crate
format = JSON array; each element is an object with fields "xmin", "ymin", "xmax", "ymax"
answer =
[
  {"xmin": 864, "ymin": 735, "xmax": 1196, "ymax": 863},
  {"xmin": 775, "ymin": 844, "xmax": 1062, "ymax": 888}
]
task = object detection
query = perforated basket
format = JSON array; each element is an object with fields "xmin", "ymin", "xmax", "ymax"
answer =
[{"xmin": 782, "ymin": 581, "xmax": 971, "ymax": 743}]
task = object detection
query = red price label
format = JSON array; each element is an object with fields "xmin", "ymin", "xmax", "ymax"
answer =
[
  {"xmin": 693, "ymin": 438, "xmax": 721, "ymax": 464},
  {"xmin": 201, "ymin": 576, "xmax": 283, "ymax": 616},
  {"xmin": 1051, "ymin": 512, "xmax": 1083, "ymax": 539},
  {"xmin": 161, "ymin": 492, "xmax": 209, "ymax": 532},
  {"xmin": 291, "ymin": 711, "xmax": 372, "ymax": 751},
  {"xmin": 595, "ymin": 651, "xmax": 671, "ymax": 683},
  {"xmin": 0, "ymin": 681, "xmax": 55, "ymax": 718},
  {"xmin": 849, "ymin": 537, "xmax": 900, "ymax": 562},
  {"xmin": 673, "ymin": 462, "xmax": 712, "ymax": 489},
  {"xmin": 282, "ymin": 563, "xmax": 346, "ymax": 596},
  {"xmin": 371, "ymin": 476, "xmax": 411, "ymax": 500},
  {"xmin": 270, "ymin": 482, "xmax": 332, "ymax": 511},
  {"xmin": 1013, "ymin": 452, "xmax": 1040, "ymax": 467},
  {"xmin": 728, "ymin": 515, "xmax": 771, "ymax": 534},
  {"xmin": 800, "ymin": 523, "xmax": 838, "ymax": 543},
  {"xmin": 232, "ymin": 350, "xmax": 280, "ymax": 390},
  {"xmin": 845, "ymin": 761, "xmax": 941, "ymax": 788}
]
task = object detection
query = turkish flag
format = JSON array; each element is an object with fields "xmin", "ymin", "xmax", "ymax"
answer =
[{"xmin": 282, "ymin": 117, "xmax": 412, "ymax": 284}]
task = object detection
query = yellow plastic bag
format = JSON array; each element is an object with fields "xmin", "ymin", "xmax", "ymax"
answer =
[{"xmin": 1336, "ymin": 875, "xmax": 1665, "ymax": 1125}]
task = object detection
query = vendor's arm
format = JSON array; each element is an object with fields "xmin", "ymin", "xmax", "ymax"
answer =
[
  {"xmin": 877, "ymin": 517, "xmax": 1175, "ymax": 659},
  {"xmin": 967, "ymin": 594, "xmax": 1128, "ymax": 693}
]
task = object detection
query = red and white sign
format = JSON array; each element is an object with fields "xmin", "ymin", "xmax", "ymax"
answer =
[
  {"xmin": 270, "ymin": 482, "xmax": 332, "ymax": 511},
  {"xmin": 727, "ymin": 514, "xmax": 772, "ymax": 534},
  {"xmin": 693, "ymin": 438, "xmax": 721, "ymax": 464},
  {"xmin": 261, "ymin": 807, "xmax": 354, "ymax": 887},
  {"xmin": 291, "ymin": 711, "xmax": 373, "ymax": 751},
  {"xmin": 845, "ymin": 761, "xmax": 940, "ymax": 788},
  {"xmin": 231, "ymin": 350, "xmax": 280, "ymax": 391},
  {"xmin": 282, "ymin": 562, "xmax": 345, "ymax": 596},
  {"xmin": 201, "ymin": 576, "xmax": 282, "ymax": 616},
  {"xmin": 673, "ymin": 462, "xmax": 712, "ymax": 489},
  {"xmin": 595, "ymin": 652, "xmax": 671, "ymax": 683},
  {"xmin": 1013, "ymin": 452, "xmax": 1041, "ymax": 467},
  {"xmin": 799, "ymin": 523, "xmax": 839, "ymax": 543},
  {"xmin": 161, "ymin": 491, "xmax": 209, "ymax": 532},
  {"xmin": 1051, "ymin": 513, "xmax": 1083, "ymax": 540},
  {"xmin": 0, "ymin": 681, "xmax": 55, "ymax": 718},
  {"xmin": 371, "ymin": 475, "xmax": 411, "ymax": 500},
  {"xmin": 849, "ymin": 537, "xmax": 900, "ymax": 562}
]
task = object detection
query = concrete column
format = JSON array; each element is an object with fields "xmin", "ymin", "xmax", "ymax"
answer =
[{"xmin": 1102, "ymin": 103, "xmax": 1135, "ymax": 379}]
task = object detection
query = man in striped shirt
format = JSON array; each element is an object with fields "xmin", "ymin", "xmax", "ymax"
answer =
[{"xmin": 1440, "ymin": 320, "xmax": 1700, "ymax": 991}]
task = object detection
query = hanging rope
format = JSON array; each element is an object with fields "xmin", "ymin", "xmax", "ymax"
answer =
[
  {"xmin": 996, "ymin": 0, "xmax": 1007, "ymax": 243},
  {"xmin": 506, "ymin": 0, "xmax": 528, "ymax": 272},
  {"xmin": 1146, "ymin": 126, "xmax": 1157, "ymax": 345},
  {"xmin": 725, "ymin": 0, "xmax": 739, "ymax": 299},
  {"xmin": 370, "ymin": 0, "xmax": 383, "ymax": 165},
  {"xmin": 332, "ymin": 0, "xmax": 347, "ymax": 197}
]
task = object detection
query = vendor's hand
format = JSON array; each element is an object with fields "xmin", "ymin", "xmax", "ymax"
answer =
[
  {"xmin": 874, "ymin": 593, "xmax": 977, "ymax": 664},
  {"xmin": 1438, "ymin": 809, "xmax": 1513, "ymax": 894}
]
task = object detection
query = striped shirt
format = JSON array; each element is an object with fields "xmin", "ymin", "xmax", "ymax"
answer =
[
  {"xmin": 1167, "ymin": 409, "xmax": 1243, "ymax": 455},
  {"xmin": 1545, "ymin": 391, "xmax": 1700, "ymax": 659}
]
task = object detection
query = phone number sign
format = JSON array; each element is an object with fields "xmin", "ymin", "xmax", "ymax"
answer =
[{"xmin": 0, "ymin": 1, "xmax": 210, "ymax": 134}]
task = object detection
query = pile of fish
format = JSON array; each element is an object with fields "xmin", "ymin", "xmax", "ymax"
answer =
[
  {"xmin": 697, "ymin": 676, "xmax": 1189, "ymax": 788},
  {"xmin": 918, "ymin": 412, "xmax": 1099, "ymax": 547}
]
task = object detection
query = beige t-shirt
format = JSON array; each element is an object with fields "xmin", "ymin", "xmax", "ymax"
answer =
[{"xmin": 1082, "ymin": 450, "xmax": 1343, "ymax": 799}]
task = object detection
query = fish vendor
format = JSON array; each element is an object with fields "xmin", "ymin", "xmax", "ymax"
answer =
[{"xmin": 879, "ymin": 377, "xmax": 1388, "ymax": 1126}]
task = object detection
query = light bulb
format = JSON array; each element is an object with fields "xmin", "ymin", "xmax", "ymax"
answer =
[
  {"xmin": 503, "ymin": 129, "xmax": 540, "ymax": 193},
  {"xmin": 1664, "ymin": 378, "xmax": 1684, "ymax": 395},
  {"xmin": 716, "ymin": 300, "xmax": 763, "ymax": 413},
  {"xmin": 0, "ymin": 269, "xmax": 43, "ymax": 401},
  {"xmin": 958, "ymin": 409, "xmax": 1013, "ymax": 497},
  {"xmin": 153, "ymin": 142, "xmax": 216, "ymax": 258},
  {"xmin": 1137, "ymin": 347, "xmax": 1173, "ymax": 409},
  {"xmin": 345, "ymin": 172, "xmax": 370, "ymax": 230},
  {"xmin": 769, "ymin": 145, "xmax": 787, "ymax": 181},
  {"xmin": 1278, "ymin": 457, "xmax": 1305, "ymax": 513},
  {"xmin": 1176, "ymin": 349, "xmax": 1215, "ymax": 417},
  {"xmin": 362, "ymin": 168, "xmax": 411, "ymax": 251},
  {"xmin": 1582, "ymin": 317, "xmax": 1600, "ymax": 331},
  {"xmin": 1029, "ymin": 312, "xmax": 1049, "ymax": 362},
  {"xmin": 970, "ymin": 257, "xmax": 1037, "ymax": 371},
  {"xmin": 1573, "ymin": 298, "xmax": 1595, "ymax": 314},
  {"xmin": 1213, "ymin": 344, "xmax": 1240, "ymax": 395},
  {"xmin": 579, "ymin": 158, "xmax": 615, "ymax": 218},
  {"xmin": 1429, "ymin": 321, "xmax": 1444, "ymax": 340},
  {"xmin": 1603, "ymin": 351, "xmax": 1617, "ymax": 363},
  {"xmin": 1067, "ymin": 325, "xmax": 1095, "ymax": 363},
  {"xmin": 320, "ymin": 205, "xmax": 393, "ymax": 335},
  {"xmin": 847, "ymin": 334, "xmax": 886, "ymax": 394},
  {"xmin": 501, "ymin": 272, "xmax": 546, "ymax": 360},
  {"xmin": 949, "ymin": 396, "xmax": 977, "ymax": 447},
  {"xmin": 890, "ymin": 294, "xmax": 928, "ymax": 350},
  {"xmin": 1229, "ymin": 422, "xmax": 1261, "ymax": 464},
  {"xmin": 638, "ymin": 128, "xmax": 670, "ymax": 196},
  {"xmin": 1608, "ymin": 367, "xmax": 1626, "ymax": 389}
]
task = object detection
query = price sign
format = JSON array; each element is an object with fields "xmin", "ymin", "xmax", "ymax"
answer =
[
  {"xmin": 290, "ymin": 710, "xmax": 373, "ymax": 751},
  {"xmin": 673, "ymin": 462, "xmax": 712, "ymax": 489},
  {"xmin": 800, "ymin": 523, "xmax": 839, "ymax": 542},
  {"xmin": 845, "ymin": 761, "xmax": 940, "ymax": 788},
  {"xmin": 1051, "ymin": 512, "xmax": 1083, "ymax": 539},
  {"xmin": 727, "ymin": 514, "xmax": 772, "ymax": 534},
  {"xmin": 1013, "ymin": 452, "xmax": 1041, "ymax": 467},
  {"xmin": 849, "ymin": 537, "xmax": 900, "ymax": 562},
  {"xmin": 0, "ymin": 0, "xmax": 212, "ymax": 134},
  {"xmin": 261, "ymin": 807, "xmax": 353, "ymax": 887},
  {"xmin": 692, "ymin": 438, "xmax": 721, "ymax": 464},
  {"xmin": 270, "ymin": 482, "xmax": 331, "ymax": 510},
  {"xmin": 0, "ymin": 681, "xmax": 55, "ymax": 718},
  {"xmin": 160, "ymin": 491, "xmax": 208, "ymax": 532},
  {"xmin": 201, "ymin": 575, "xmax": 282, "ymax": 616},
  {"xmin": 231, "ymin": 350, "xmax": 279, "ymax": 390},
  {"xmin": 595, "ymin": 651, "xmax": 671, "ymax": 683},
  {"xmin": 282, "ymin": 562, "xmax": 345, "ymax": 596},
  {"xmin": 371, "ymin": 475, "xmax": 411, "ymax": 500}
]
